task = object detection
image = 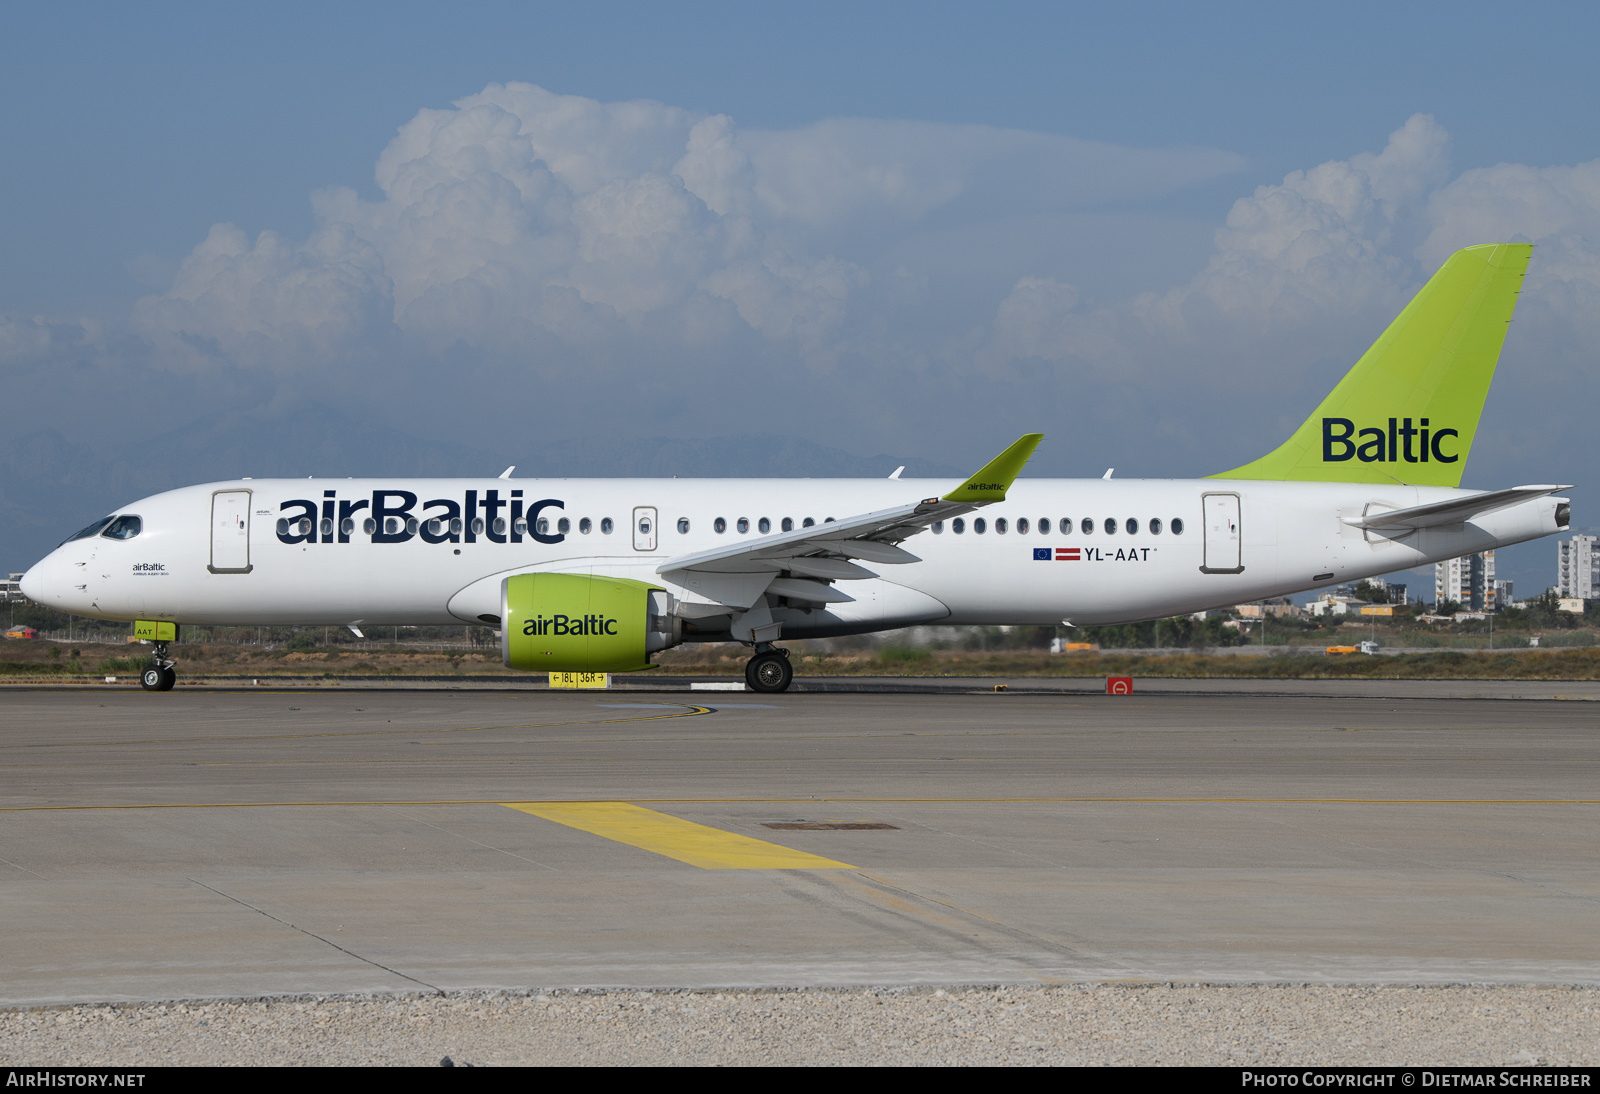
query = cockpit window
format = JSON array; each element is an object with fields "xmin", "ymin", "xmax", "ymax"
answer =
[
  {"xmin": 101, "ymin": 515, "xmax": 142, "ymax": 541},
  {"xmin": 62, "ymin": 517, "xmax": 114, "ymax": 545}
]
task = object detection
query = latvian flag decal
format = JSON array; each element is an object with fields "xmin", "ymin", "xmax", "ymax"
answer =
[{"xmin": 1034, "ymin": 547, "xmax": 1081, "ymax": 560}]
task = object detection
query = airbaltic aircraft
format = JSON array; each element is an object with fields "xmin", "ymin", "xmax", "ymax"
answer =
[{"xmin": 20, "ymin": 243, "xmax": 1571, "ymax": 692}]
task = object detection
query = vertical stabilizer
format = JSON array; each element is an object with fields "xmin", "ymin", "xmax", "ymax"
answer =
[{"xmin": 1212, "ymin": 243, "xmax": 1531, "ymax": 487}]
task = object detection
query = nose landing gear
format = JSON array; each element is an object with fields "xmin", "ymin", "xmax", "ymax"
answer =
[
  {"xmin": 139, "ymin": 642, "xmax": 177, "ymax": 691},
  {"xmin": 744, "ymin": 644, "xmax": 793, "ymax": 694}
]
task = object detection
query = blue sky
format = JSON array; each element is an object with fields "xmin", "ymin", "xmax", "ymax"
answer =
[{"xmin": 3, "ymin": 1, "xmax": 1598, "ymax": 590}]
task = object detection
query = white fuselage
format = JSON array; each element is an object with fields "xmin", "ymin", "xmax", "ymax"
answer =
[{"xmin": 20, "ymin": 476, "xmax": 1566, "ymax": 639}]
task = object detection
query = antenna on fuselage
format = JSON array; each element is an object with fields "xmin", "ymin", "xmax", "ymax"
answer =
[{"xmin": 499, "ymin": 466, "xmax": 515, "ymax": 479}]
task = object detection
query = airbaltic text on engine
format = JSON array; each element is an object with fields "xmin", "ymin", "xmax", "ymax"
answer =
[{"xmin": 501, "ymin": 573, "xmax": 672, "ymax": 674}]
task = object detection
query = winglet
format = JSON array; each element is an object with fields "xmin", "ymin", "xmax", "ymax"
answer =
[{"xmin": 943, "ymin": 434, "xmax": 1043, "ymax": 503}]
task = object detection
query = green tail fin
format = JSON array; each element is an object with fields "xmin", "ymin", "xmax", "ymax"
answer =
[{"xmin": 1212, "ymin": 242, "xmax": 1531, "ymax": 487}]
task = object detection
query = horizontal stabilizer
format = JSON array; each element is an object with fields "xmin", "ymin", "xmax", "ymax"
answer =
[{"xmin": 1341, "ymin": 485, "xmax": 1571, "ymax": 531}]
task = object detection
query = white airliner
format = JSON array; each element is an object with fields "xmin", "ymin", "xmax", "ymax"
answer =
[{"xmin": 20, "ymin": 244, "xmax": 1570, "ymax": 692}]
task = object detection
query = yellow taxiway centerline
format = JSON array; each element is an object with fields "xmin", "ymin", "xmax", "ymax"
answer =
[{"xmin": 504, "ymin": 800, "xmax": 855, "ymax": 870}]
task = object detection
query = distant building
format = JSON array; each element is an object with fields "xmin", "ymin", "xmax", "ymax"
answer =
[
  {"xmin": 1557, "ymin": 535, "xmax": 1599, "ymax": 600},
  {"xmin": 1494, "ymin": 580, "xmax": 1514, "ymax": 609},
  {"xmin": 1436, "ymin": 551, "xmax": 1497, "ymax": 611},
  {"xmin": 1356, "ymin": 577, "xmax": 1409, "ymax": 605},
  {"xmin": 1236, "ymin": 598, "xmax": 1302, "ymax": 619},
  {"xmin": 1310, "ymin": 594, "xmax": 1365, "ymax": 617}
]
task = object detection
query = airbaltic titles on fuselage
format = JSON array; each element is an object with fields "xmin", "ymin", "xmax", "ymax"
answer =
[{"xmin": 275, "ymin": 489, "xmax": 566, "ymax": 546}]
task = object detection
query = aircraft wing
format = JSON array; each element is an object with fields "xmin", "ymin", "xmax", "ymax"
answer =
[
  {"xmin": 656, "ymin": 434, "xmax": 1042, "ymax": 609},
  {"xmin": 1341, "ymin": 485, "xmax": 1571, "ymax": 531}
]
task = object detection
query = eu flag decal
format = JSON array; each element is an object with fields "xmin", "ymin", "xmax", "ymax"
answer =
[{"xmin": 1033, "ymin": 548, "xmax": 1051, "ymax": 560}]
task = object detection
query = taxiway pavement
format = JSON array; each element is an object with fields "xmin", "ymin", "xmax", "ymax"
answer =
[{"xmin": 3, "ymin": 685, "xmax": 1598, "ymax": 1005}]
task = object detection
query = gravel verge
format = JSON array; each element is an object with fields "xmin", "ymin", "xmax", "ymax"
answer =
[{"xmin": 3, "ymin": 985, "xmax": 1597, "ymax": 1066}]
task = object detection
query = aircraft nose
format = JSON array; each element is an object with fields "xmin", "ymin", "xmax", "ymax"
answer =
[{"xmin": 19, "ymin": 562, "xmax": 45, "ymax": 602}]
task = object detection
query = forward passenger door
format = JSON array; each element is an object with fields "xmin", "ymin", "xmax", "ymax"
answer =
[{"xmin": 209, "ymin": 490, "xmax": 253, "ymax": 574}]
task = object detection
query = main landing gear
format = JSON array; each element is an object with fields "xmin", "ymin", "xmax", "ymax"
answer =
[
  {"xmin": 744, "ymin": 644, "xmax": 793, "ymax": 694},
  {"xmin": 139, "ymin": 642, "xmax": 176, "ymax": 692}
]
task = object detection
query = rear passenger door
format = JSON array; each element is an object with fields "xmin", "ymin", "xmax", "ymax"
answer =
[{"xmin": 1200, "ymin": 492, "xmax": 1242, "ymax": 574}]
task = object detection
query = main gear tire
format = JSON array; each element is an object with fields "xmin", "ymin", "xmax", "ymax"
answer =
[
  {"xmin": 158, "ymin": 666, "xmax": 177, "ymax": 691},
  {"xmin": 140, "ymin": 666, "xmax": 164, "ymax": 691},
  {"xmin": 745, "ymin": 650, "xmax": 793, "ymax": 694}
]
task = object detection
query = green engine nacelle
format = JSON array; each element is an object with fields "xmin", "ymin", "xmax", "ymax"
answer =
[{"xmin": 501, "ymin": 573, "xmax": 678, "ymax": 672}]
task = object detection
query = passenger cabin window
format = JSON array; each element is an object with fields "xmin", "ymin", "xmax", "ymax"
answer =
[
  {"xmin": 580, "ymin": 518, "xmax": 592, "ymax": 534},
  {"xmin": 714, "ymin": 517, "xmax": 727, "ymax": 534},
  {"xmin": 737, "ymin": 517, "xmax": 750, "ymax": 533},
  {"xmin": 974, "ymin": 517, "xmax": 987, "ymax": 534},
  {"xmin": 1103, "ymin": 517, "xmax": 1117, "ymax": 535},
  {"xmin": 1060, "ymin": 518, "xmax": 1071, "ymax": 535},
  {"xmin": 101, "ymin": 515, "xmax": 142, "ymax": 540},
  {"xmin": 1080, "ymin": 517, "xmax": 1093, "ymax": 535},
  {"xmin": 365, "ymin": 518, "xmax": 379, "ymax": 535},
  {"xmin": 535, "ymin": 518, "xmax": 547, "ymax": 535},
  {"xmin": 320, "ymin": 518, "xmax": 333, "ymax": 538},
  {"xmin": 450, "ymin": 518, "xmax": 462, "ymax": 535},
  {"xmin": 952, "ymin": 518, "xmax": 966, "ymax": 534},
  {"xmin": 995, "ymin": 517, "xmax": 1008, "ymax": 534},
  {"xmin": 1125, "ymin": 518, "xmax": 1138, "ymax": 535},
  {"xmin": 1171, "ymin": 518, "xmax": 1185, "ymax": 535},
  {"xmin": 1150, "ymin": 518, "xmax": 1163, "ymax": 535},
  {"xmin": 932, "ymin": 521, "xmax": 944, "ymax": 534},
  {"xmin": 557, "ymin": 518, "xmax": 570, "ymax": 534},
  {"xmin": 803, "ymin": 518, "xmax": 815, "ymax": 528},
  {"xmin": 600, "ymin": 518, "xmax": 614, "ymax": 534},
  {"xmin": 513, "ymin": 518, "xmax": 527, "ymax": 536},
  {"xmin": 677, "ymin": 518, "xmax": 689, "ymax": 534},
  {"xmin": 1017, "ymin": 518, "xmax": 1029, "ymax": 534},
  {"xmin": 782, "ymin": 518, "xmax": 794, "ymax": 532},
  {"xmin": 758, "ymin": 517, "xmax": 770, "ymax": 534}
]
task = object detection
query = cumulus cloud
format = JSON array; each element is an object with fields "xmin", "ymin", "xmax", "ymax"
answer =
[
  {"xmin": 108, "ymin": 89, "xmax": 1600, "ymax": 494},
  {"xmin": 982, "ymin": 114, "xmax": 1600, "ymax": 423},
  {"xmin": 985, "ymin": 115, "xmax": 1454, "ymax": 380},
  {"xmin": 131, "ymin": 82, "xmax": 1244, "ymax": 374}
]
